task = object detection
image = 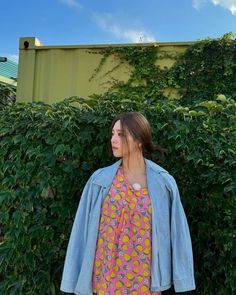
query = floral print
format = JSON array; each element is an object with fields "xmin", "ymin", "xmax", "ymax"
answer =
[{"xmin": 92, "ymin": 166, "xmax": 161, "ymax": 295}]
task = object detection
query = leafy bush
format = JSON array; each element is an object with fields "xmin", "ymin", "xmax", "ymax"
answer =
[
  {"xmin": 0, "ymin": 94, "xmax": 235, "ymax": 295},
  {"xmin": 0, "ymin": 83, "xmax": 16, "ymax": 110}
]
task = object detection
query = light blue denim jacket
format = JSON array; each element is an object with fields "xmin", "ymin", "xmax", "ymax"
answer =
[{"xmin": 60, "ymin": 158, "xmax": 196, "ymax": 294}]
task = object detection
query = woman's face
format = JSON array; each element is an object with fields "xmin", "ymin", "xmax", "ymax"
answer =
[{"xmin": 111, "ymin": 120, "xmax": 140, "ymax": 158}]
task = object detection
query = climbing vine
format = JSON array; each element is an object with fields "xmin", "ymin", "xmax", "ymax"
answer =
[{"xmin": 89, "ymin": 32, "xmax": 236, "ymax": 105}]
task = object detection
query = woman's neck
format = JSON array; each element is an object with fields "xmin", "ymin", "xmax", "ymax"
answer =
[{"xmin": 121, "ymin": 154, "xmax": 146, "ymax": 175}]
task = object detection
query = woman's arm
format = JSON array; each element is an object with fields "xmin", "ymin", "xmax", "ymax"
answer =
[
  {"xmin": 60, "ymin": 173, "xmax": 94, "ymax": 293},
  {"xmin": 168, "ymin": 175, "xmax": 196, "ymax": 292}
]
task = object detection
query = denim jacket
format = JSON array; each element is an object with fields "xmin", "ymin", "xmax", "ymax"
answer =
[{"xmin": 60, "ymin": 158, "xmax": 196, "ymax": 294}]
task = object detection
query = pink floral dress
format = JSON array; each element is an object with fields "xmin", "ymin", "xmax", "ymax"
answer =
[{"xmin": 92, "ymin": 166, "xmax": 161, "ymax": 295}]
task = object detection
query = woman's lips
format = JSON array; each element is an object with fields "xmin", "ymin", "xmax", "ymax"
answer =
[{"xmin": 112, "ymin": 146, "xmax": 118, "ymax": 150}]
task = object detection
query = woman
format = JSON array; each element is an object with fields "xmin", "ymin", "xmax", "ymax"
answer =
[{"xmin": 60, "ymin": 112, "xmax": 196, "ymax": 295}]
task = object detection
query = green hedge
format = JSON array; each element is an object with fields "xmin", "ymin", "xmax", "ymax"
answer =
[
  {"xmin": 0, "ymin": 83, "xmax": 16, "ymax": 110},
  {"xmin": 0, "ymin": 94, "xmax": 235, "ymax": 295}
]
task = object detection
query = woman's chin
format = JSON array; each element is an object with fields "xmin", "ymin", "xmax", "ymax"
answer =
[{"xmin": 113, "ymin": 151, "xmax": 122, "ymax": 158}]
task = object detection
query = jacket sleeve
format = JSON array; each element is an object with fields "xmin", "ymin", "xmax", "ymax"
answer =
[
  {"xmin": 168, "ymin": 174, "xmax": 196, "ymax": 292},
  {"xmin": 60, "ymin": 173, "xmax": 95, "ymax": 293}
]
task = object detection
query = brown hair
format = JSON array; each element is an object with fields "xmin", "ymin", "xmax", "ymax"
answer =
[{"xmin": 109, "ymin": 112, "xmax": 165, "ymax": 161}]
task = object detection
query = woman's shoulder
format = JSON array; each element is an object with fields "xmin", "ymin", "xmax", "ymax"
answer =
[
  {"xmin": 145, "ymin": 158, "xmax": 169, "ymax": 174},
  {"xmin": 88, "ymin": 159, "xmax": 122, "ymax": 186},
  {"xmin": 146, "ymin": 159, "xmax": 178, "ymax": 189}
]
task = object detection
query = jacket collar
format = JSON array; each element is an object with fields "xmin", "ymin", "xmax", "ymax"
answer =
[{"xmin": 92, "ymin": 157, "xmax": 168, "ymax": 188}]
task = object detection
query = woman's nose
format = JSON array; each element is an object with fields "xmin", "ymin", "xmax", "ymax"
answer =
[{"xmin": 111, "ymin": 134, "xmax": 117, "ymax": 143}]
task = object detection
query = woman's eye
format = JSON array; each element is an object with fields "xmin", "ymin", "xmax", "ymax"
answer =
[{"xmin": 111, "ymin": 131, "xmax": 124, "ymax": 137}]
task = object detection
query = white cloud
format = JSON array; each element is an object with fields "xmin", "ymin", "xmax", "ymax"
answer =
[
  {"xmin": 193, "ymin": 0, "xmax": 236, "ymax": 14},
  {"xmin": 93, "ymin": 13, "xmax": 155, "ymax": 43},
  {"xmin": 212, "ymin": 0, "xmax": 236, "ymax": 15},
  {"xmin": 192, "ymin": 0, "xmax": 207, "ymax": 10},
  {"xmin": 59, "ymin": 0, "xmax": 82, "ymax": 11}
]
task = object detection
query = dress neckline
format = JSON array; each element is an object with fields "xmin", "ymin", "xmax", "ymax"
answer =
[{"xmin": 118, "ymin": 166, "xmax": 148, "ymax": 191}]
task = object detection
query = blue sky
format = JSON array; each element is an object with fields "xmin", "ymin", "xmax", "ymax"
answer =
[{"xmin": 1, "ymin": 0, "xmax": 236, "ymax": 63}]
